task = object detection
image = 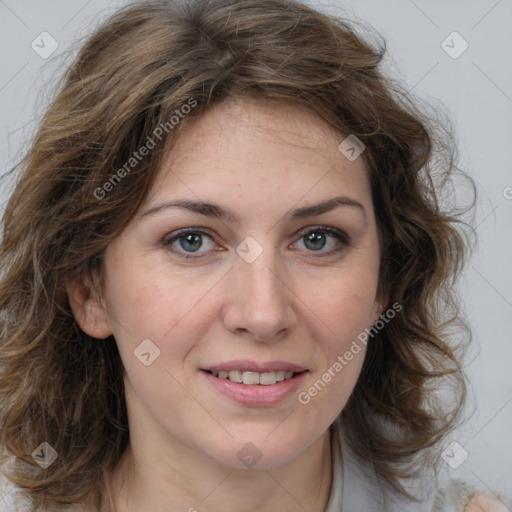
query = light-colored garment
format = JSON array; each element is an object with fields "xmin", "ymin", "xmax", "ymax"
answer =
[
  {"xmin": 325, "ymin": 425, "xmax": 512, "ymax": 512},
  {"xmin": 325, "ymin": 424, "xmax": 436, "ymax": 511}
]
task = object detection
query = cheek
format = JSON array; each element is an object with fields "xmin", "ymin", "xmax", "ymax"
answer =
[
  {"xmin": 103, "ymin": 255, "xmax": 223, "ymax": 377},
  {"xmin": 104, "ymin": 253, "xmax": 194, "ymax": 338},
  {"xmin": 306, "ymin": 267, "xmax": 379, "ymax": 339},
  {"xmin": 295, "ymin": 268, "xmax": 377, "ymax": 408}
]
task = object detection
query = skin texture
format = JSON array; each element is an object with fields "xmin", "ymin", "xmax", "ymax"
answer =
[
  {"xmin": 465, "ymin": 493, "xmax": 510, "ymax": 512},
  {"xmin": 68, "ymin": 97, "xmax": 384, "ymax": 512}
]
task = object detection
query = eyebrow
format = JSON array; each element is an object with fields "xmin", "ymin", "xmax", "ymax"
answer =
[{"xmin": 140, "ymin": 196, "xmax": 367, "ymax": 225}]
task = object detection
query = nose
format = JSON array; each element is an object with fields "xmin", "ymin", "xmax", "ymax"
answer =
[{"xmin": 221, "ymin": 245, "xmax": 296, "ymax": 342}]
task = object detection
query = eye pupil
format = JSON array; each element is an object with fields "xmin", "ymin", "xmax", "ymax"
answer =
[{"xmin": 304, "ymin": 232, "xmax": 326, "ymax": 251}]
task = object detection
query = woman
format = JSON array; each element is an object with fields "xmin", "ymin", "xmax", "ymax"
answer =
[{"xmin": 0, "ymin": 0, "xmax": 508, "ymax": 510}]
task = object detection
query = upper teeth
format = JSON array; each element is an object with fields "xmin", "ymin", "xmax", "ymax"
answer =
[{"xmin": 211, "ymin": 370, "xmax": 295, "ymax": 385}]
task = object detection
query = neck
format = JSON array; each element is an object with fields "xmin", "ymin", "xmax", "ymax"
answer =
[{"xmin": 106, "ymin": 428, "xmax": 333, "ymax": 512}]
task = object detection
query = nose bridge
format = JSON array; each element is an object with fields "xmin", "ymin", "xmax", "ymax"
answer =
[
  {"xmin": 242, "ymin": 249, "xmax": 281, "ymax": 302},
  {"xmin": 224, "ymin": 237, "xmax": 294, "ymax": 340}
]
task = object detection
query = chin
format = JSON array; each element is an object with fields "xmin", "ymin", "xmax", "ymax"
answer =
[{"xmin": 199, "ymin": 432, "xmax": 313, "ymax": 471}]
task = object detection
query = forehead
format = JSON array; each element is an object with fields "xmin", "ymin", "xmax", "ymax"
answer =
[
  {"xmin": 166, "ymin": 96, "xmax": 351, "ymax": 165},
  {"xmin": 144, "ymin": 97, "xmax": 371, "ymax": 218}
]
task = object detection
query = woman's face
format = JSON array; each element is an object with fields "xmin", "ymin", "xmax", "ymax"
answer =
[{"xmin": 78, "ymin": 97, "xmax": 383, "ymax": 469}]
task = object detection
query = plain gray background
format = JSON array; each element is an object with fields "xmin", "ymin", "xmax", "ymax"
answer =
[{"xmin": 0, "ymin": 0, "xmax": 511, "ymax": 507}]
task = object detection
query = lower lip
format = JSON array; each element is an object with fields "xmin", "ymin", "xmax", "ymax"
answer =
[{"xmin": 201, "ymin": 370, "xmax": 308, "ymax": 406}]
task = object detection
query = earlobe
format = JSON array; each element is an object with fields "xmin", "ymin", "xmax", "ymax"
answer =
[
  {"xmin": 371, "ymin": 294, "xmax": 389, "ymax": 325},
  {"xmin": 66, "ymin": 275, "xmax": 113, "ymax": 339},
  {"xmin": 371, "ymin": 303, "xmax": 381, "ymax": 326}
]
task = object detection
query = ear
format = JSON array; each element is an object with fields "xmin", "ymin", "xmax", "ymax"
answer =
[
  {"xmin": 66, "ymin": 273, "xmax": 113, "ymax": 339},
  {"xmin": 370, "ymin": 300, "xmax": 382, "ymax": 326},
  {"xmin": 370, "ymin": 291, "xmax": 389, "ymax": 325}
]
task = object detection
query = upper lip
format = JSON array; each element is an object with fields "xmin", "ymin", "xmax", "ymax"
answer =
[{"xmin": 202, "ymin": 360, "xmax": 308, "ymax": 373}]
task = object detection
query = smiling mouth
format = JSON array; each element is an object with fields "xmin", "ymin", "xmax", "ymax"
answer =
[{"xmin": 203, "ymin": 369, "xmax": 306, "ymax": 386}]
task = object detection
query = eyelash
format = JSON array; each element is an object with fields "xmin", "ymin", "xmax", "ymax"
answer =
[{"xmin": 162, "ymin": 226, "xmax": 351, "ymax": 260}]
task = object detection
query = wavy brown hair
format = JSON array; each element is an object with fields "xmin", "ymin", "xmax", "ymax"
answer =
[{"xmin": 0, "ymin": 0, "xmax": 476, "ymax": 510}]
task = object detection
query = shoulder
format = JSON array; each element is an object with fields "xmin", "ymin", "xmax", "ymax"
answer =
[
  {"xmin": 0, "ymin": 476, "xmax": 85, "ymax": 512},
  {"xmin": 337, "ymin": 428, "xmax": 510, "ymax": 512},
  {"xmin": 433, "ymin": 479, "xmax": 511, "ymax": 512}
]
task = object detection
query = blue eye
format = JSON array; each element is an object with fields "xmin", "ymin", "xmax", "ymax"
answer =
[
  {"xmin": 162, "ymin": 226, "xmax": 351, "ymax": 260},
  {"xmin": 163, "ymin": 229, "xmax": 216, "ymax": 258},
  {"xmin": 294, "ymin": 227, "xmax": 351, "ymax": 256}
]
